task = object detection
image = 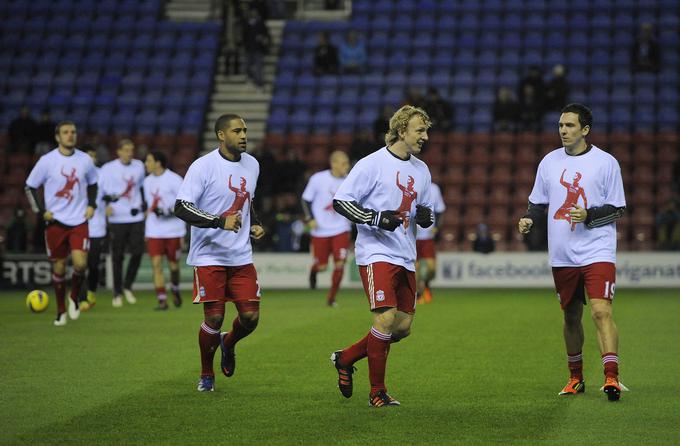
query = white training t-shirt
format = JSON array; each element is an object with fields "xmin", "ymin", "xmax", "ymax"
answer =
[
  {"xmin": 143, "ymin": 169, "xmax": 187, "ymax": 239},
  {"xmin": 334, "ymin": 147, "xmax": 433, "ymax": 271},
  {"xmin": 176, "ymin": 149, "xmax": 260, "ymax": 267},
  {"xmin": 25, "ymin": 148, "xmax": 98, "ymax": 226},
  {"xmin": 88, "ymin": 166, "xmax": 107, "ymax": 238},
  {"xmin": 528, "ymin": 145, "xmax": 626, "ymax": 267},
  {"xmin": 416, "ymin": 182, "xmax": 446, "ymax": 241},
  {"xmin": 99, "ymin": 158, "xmax": 146, "ymax": 224},
  {"xmin": 302, "ymin": 169, "xmax": 352, "ymax": 238}
]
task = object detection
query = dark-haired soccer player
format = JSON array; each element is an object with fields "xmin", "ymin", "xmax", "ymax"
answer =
[
  {"xmin": 79, "ymin": 144, "xmax": 106, "ymax": 311},
  {"xmin": 518, "ymin": 103, "xmax": 627, "ymax": 401},
  {"xmin": 174, "ymin": 114, "xmax": 265, "ymax": 392},
  {"xmin": 99, "ymin": 139, "xmax": 146, "ymax": 308},
  {"xmin": 144, "ymin": 151, "xmax": 186, "ymax": 310},
  {"xmin": 301, "ymin": 150, "xmax": 351, "ymax": 306},
  {"xmin": 330, "ymin": 105, "xmax": 434, "ymax": 407},
  {"xmin": 25, "ymin": 121, "xmax": 98, "ymax": 326}
]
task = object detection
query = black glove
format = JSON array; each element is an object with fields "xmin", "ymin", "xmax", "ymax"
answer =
[
  {"xmin": 375, "ymin": 210, "xmax": 403, "ymax": 231},
  {"xmin": 415, "ymin": 205, "xmax": 434, "ymax": 228},
  {"xmin": 131, "ymin": 208, "xmax": 140, "ymax": 216},
  {"xmin": 153, "ymin": 207, "xmax": 165, "ymax": 217},
  {"xmin": 102, "ymin": 194, "xmax": 119, "ymax": 203}
]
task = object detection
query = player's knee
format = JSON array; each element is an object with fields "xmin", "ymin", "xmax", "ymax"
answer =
[
  {"xmin": 392, "ymin": 329, "xmax": 411, "ymax": 341},
  {"xmin": 590, "ymin": 308, "xmax": 611, "ymax": 325},
  {"xmin": 205, "ymin": 314, "xmax": 224, "ymax": 328},
  {"xmin": 239, "ymin": 311, "xmax": 259, "ymax": 330},
  {"xmin": 169, "ymin": 262, "xmax": 179, "ymax": 271},
  {"xmin": 316, "ymin": 263, "xmax": 328, "ymax": 272}
]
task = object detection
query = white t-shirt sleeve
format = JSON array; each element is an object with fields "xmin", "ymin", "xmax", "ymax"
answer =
[
  {"xmin": 301, "ymin": 175, "xmax": 317, "ymax": 203},
  {"xmin": 25, "ymin": 157, "xmax": 47, "ymax": 188},
  {"xmin": 603, "ymin": 159, "xmax": 626, "ymax": 208},
  {"xmin": 335, "ymin": 160, "xmax": 373, "ymax": 204},
  {"xmin": 528, "ymin": 159, "xmax": 549, "ymax": 205},
  {"xmin": 176, "ymin": 161, "xmax": 204, "ymax": 203}
]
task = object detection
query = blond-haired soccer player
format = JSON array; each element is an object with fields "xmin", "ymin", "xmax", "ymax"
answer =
[
  {"xmin": 301, "ymin": 150, "xmax": 351, "ymax": 306},
  {"xmin": 330, "ymin": 105, "xmax": 435, "ymax": 406},
  {"xmin": 174, "ymin": 114, "xmax": 265, "ymax": 392},
  {"xmin": 519, "ymin": 103, "xmax": 627, "ymax": 401}
]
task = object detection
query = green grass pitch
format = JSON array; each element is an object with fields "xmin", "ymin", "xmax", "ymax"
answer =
[{"xmin": 1, "ymin": 288, "xmax": 679, "ymax": 445}]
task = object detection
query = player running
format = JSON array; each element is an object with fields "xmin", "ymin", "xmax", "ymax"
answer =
[
  {"xmin": 143, "ymin": 151, "xmax": 186, "ymax": 310},
  {"xmin": 174, "ymin": 114, "xmax": 265, "ymax": 392},
  {"xmin": 518, "ymin": 103, "xmax": 627, "ymax": 401},
  {"xmin": 415, "ymin": 181, "xmax": 446, "ymax": 304},
  {"xmin": 25, "ymin": 121, "xmax": 98, "ymax": 326},
  {"xmin": 330, "ymin": 105, "xmax": 435, "ymax": 407},
  {"xmin": 301, "ymin": 150, "xmax": 351, "ymax": 307}
]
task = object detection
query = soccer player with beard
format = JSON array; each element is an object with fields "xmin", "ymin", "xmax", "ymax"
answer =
[
  {"xmin": 518, "ymin": 103, "xmax": 627, "ymax": 401},
  {"xmin": 330, "ymin": 105, "xmax": 435, "ymax": 407},
  {"xmin": 25, "ymin": 121, "xmax": 98, "ymax": 326},
  {"xmin": 143, "ymin": 151, "xmax": 186, "ymax": 310},
  {"xmin": 301, "ymin": 150, "xmax": 351, "ymax": 307},
  {"xmin": 174, "ymin": 114, "xmax": 265, "ymax": 392}
]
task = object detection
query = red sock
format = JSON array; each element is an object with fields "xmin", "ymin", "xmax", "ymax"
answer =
[
  {"xmin": 70, "ymin": 271, "xmax": 84, "ymax": 303},
  {"xmin": 367, "ymin": 327, "xmax": 392, "ymax": 395},
  {"xmin": 199, "ymin": 321, "xmax": 221, "ymax": 377},
  {"xmin": 340, "ymin": 333, "xmax": 369, "ymax": 366},
  {"xmin": 602, "ymin": 352, "xmax": 619, "ymax": 379},
  {"xmin": 326, "ymin": 268, "xmax": 343, "ymax": 305},
  {"xmin": 53, "ymin": 273, "xmax": 66, "ymax": 314},
  {"xmin": 156, "ymin": 286, "xmax": 167, "ymax": 302},
  {"xmin": 567, "ymin": 351, "xmax": 583, "ymax": 380},
  {"xmin": 222, "ymin": 316, "xmax": 255, "ymax": 348}
]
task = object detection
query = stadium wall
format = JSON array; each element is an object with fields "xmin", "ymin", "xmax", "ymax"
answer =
[{"xmin": 3, "ymin": 253, "xmax": 679, "ymax": 290}]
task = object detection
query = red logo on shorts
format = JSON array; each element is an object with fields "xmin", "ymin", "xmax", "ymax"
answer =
[
  {"xmin": 396, "ymin": 171, "xmax": 417, "ymax": 228},
  {"xmin": 54, "ymin": 167, "xmax": 80, "ymax": 204},
  {"xmin": 221, "ymin": 175, "xmax": 250, "ymax": 217},
  {"xmin": 554, "ymin": 169, "xmax": 588, "ymax": 231}
]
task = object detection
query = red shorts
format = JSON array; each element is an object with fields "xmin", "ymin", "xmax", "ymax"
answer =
[
  {"xmin": 552, "ymin": 262, "xmax": 616, "ymax": 309},
  {"xmin": 146, "ymin": 237, "xmax": 182, "ymax": 262},
  {"xmin": 358, "ymin": 262, "xmax": 417, "ymax": 314},
  {"xmin": 192, "ymin": 264, "xmax": 261, "ymax": 312},
  {"xmin": 416, "ymin": 239, "xmax": 436, "ymax": 259},
  {"xmin": 311, "ymin": 232, "xmax": 350, "ymax": 266},
  {"xmin": 45, "ymin": 222, "xmax": 89, "ymax": 260}
]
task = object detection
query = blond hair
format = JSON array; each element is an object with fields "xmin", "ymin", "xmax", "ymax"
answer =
[{"xmin": 384, "ymin": 105, "xmax": 432, "ymax": 146}]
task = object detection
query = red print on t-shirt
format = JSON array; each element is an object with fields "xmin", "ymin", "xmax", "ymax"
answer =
[
  {"xmin": 55, "ymin": 167, "xmax": 80, "ymax": 205},
  {"xmin": 221, "ymin": 175, "xmax": 250, "ymax": 217},
  {"xmin": 553, "ymin": 169, "xmax": 588, "ymax": 231},
  {"xmin": 396, "ymin": 171, "xmax": 417, "ymax": 228}
]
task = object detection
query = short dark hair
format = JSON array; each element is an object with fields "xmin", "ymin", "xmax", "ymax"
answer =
[
  {"xmin": 54, "ymin": 120, "xmax": 76, "ymax": 134},
  {"xmin": 214, "ymin": 114, "xmax": 243, "ymax": 137},
  {"xmin": 149, "ymin": 150, "xmax": 167, "ymax": 168},
  {"xmin": 117, "ymin": 138, "xmax": 134, "ymax": 149},
  {"xmin": 561, "ymin": 103, "xmax": 593, "ymax": 129}
]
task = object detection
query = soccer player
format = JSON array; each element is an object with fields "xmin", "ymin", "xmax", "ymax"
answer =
[
  {"xmin": 143, "ymin": 151, "xmax": 186, "ymax": 310},
  {"xmin": 415, "ymin": 181, "xmax": 446, "ymax": 304},
  {"xmin": 79, "ymin": 144, "xmax": 106, "ymax": 311},
  {"xmin": 330, "ymin": 105, "xmax": 434, "ymax": 407},
  {"xmin": 301, "ymin": 150, "xmax": 351, "ymax": 307},
  {"xmin": 99, "ymin": 139, "xmax": 146, "ymax": 308},
  {"xmin": 518, "ymin": 103, "xmax": 627, "ymax": 401},
  {"xmin": 174, "ymin": 114, "xmax": 265, "ymax": 392},
  {"xmin": 25, "ymin": 121, "xmax": 98, "ymax": 326}
]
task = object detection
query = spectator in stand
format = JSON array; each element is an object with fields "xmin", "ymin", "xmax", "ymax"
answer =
[
  {"xmin": 423, "ymin": 87, "xmax": 454, "ymax": 132},
  {"xmin": 544, "ymin": 64, "xmax": 569, "ymax": 111},
  {"xmin": 350, "ymin": 129, "xmax": 375, "ymax": 162},
  {"xmin": 313, "ymin": 32, "xmax": 339, "ymax": 76},
  {"xmin": 35, "ymin": 110, "xmax": 56, "ymax": 155},
  {"xmin": 493, "ymin": 86, "xmax": 520, "ymax": 132},
  {"xmin": 518, "ymin": 84, "xmax": 544, "ymax": 132},
  {"xmin": 656, "ymin": 196, "xmax": 680, "ymax": 250},
  {"xmin": 402, "ymin": 87, "xmax": 425, "ymax": 109},
  {"xmin": 242, "ymin": 7, "xmax": 270, "ymax": 89},
  {"xmin": 8, "ymin": 106, "xmax": 37, "ymax": 153},
  {"xmin": 519, "ymin": 65, "xmax": 545, "ymax": 104},
  {"xmin": 472, "ymin": 223, "xmax": 495, "ymax": 254},
  {"xmin": 6, "ymin": 208, "xmax": 28, "ymax": 253},
  {"xmin": 632, "ymin": 22, "xmax": 660, "ymax": 73},
  {"xmin": 372, "ymin": 106, "xmax": 392, "ymax": 144},
  {"xmin": 338, "ymin": 29, "xmax": 366, "ymax": 74}
]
